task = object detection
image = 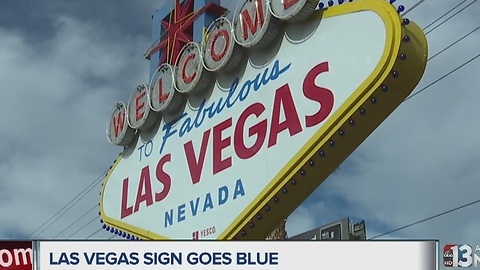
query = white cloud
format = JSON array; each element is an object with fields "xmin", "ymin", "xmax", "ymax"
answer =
[
  {"xmin": 284, "ymin": 1, "xmax": 480, "ymax": 269},
  {"xmin": 286, "ymin": 205, "xmax": 319, "ymax": 237},
  {"xmin": 0, "ymin": 12, "xmax": 150, "ymax": 239}
]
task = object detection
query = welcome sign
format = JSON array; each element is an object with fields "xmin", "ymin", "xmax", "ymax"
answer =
[{"xmin": 101, "ymin": 0, "xmax": 428, "ymax": 240}]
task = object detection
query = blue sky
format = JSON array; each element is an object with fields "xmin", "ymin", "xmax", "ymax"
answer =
[{"xmin": 0, "ymin": 0, "xmax": 480, "ymax": 266}]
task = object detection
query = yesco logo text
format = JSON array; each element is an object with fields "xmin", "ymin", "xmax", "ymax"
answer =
[{"xmin": 444, "ymin": 245, "xmax": 480, "ymax": 267}]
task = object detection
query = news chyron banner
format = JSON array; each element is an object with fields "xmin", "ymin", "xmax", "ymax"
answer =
[
  {"xmin": 36, "ymin": 241, "xmax": 438, "ymax": 270},
  {"xmin": 0, "ymin": 241, "xmax": 33, "ymax": 270}
]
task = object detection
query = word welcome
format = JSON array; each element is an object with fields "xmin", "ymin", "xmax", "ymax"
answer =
[{"xmin": 107, "ymin": 0, "xmax": 315, "ymax": 146}]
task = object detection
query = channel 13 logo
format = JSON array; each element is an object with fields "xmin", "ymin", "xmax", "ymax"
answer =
[{"xmin": 444, "ymin": 245, "xmax": 480, "ymax": 267}]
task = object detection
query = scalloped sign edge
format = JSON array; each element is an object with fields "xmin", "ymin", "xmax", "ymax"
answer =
[{"xmin": 100, "ymin": 0, "xmax": 428, "ymax": 240}]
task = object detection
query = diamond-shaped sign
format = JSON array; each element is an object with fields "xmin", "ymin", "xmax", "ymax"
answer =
[{"xmin": 100, "ymin": 0, "xmax": 428, "ymax": 240}]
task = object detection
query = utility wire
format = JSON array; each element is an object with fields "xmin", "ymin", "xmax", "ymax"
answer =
[
  {"xmin": 66, "ymin": 215, "xmax": 99, "ymax": 239},
  {"xmin": 33, "ymin": 0, "xmax": 231, "ymax": 241},
  {"xmin": 30, "ymin": 175, "xmax": 103, "ymax": 238},
  {"xmin": 369, "ymin": 2, "xmax": 480, "ymax": 238},
  {"xmin": 85, "ymin": 228, "xmax": 103, "ymax": 240},
  {"xmin": 24, "ymin": 137, "xmax": 103, "ymax": 222},
  {"xmin": 405, "ymin": 19, "xmax": 480, "ymax": 99},
  {"xmin": 428, "ymin": 24, "xmax": 480, "ymax": 62},
  {"xmin": 28, "ymin": 169, "xmax": 107, "ymax": 238},
  {"xmin": 405, "ymin": 51, "xmax": 480, "ymax": 101},
  {"xmin": 425, "ymin": 0, "xmax": 478, "ymax": 35},
  {"xmin": 402, "ymin": 0, "xmax": 427, "ymax": 16},
  {"xmin": 52, "ymin": 204, "xmax": 98, "ymax": 239},
  {"xmin": 369, "ymin": 199, "xmax": 480, "ymax": 239},
  {"xmin": 423, "ymin": 0, "xmax": 469, "ymax": 31}
]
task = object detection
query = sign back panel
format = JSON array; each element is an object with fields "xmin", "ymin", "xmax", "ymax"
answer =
[
  {"xmin": 100, "ymin": 0, "xmax": 428, "ymax": 240},
  {"xmin": 288, "ymin": 218, "xmax": 350, "ymax": 240}
]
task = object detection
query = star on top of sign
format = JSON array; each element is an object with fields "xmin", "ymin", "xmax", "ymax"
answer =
[{"xmin": 144, "ymin": 0, "xmax": 226, "ymax": 65}]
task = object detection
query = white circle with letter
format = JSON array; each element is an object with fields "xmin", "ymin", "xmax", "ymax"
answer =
[
  {"xmin": 175, "ymin": 42, "xmax": 203, "ymax": 94},
  {"xmin": 127, "ymin": 84, "xmax": 151, "ymax": 130},
  {"xmin": 106, "ymin": 102, "xmax": 135, "ymax": 146},
  {"xmin": 203, "ymin": 17, "xmax": 235, "ymax": 72},
  {"xmin": 149, "ymin": 63, "xmax": 176, "ymax": 112},
  {"xmin": 269, "ymin": 0, "xmax": 317, "ymax": 21},
  {"xmin": 233, "ymin": 0, "xmax": 272, "ymax": 47}
]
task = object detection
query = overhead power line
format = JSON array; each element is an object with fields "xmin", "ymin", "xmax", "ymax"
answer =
[
  {"xmin": 52, "ymin": 204, "xmax": 98, "ymax": 239},
  {"xmin": 405, "ymin": 19, "xmax": 480, "ymax": 100},
  {"xmin": 427, "ymin": 24, "xmax": 480, "ymax": 61},
  {"xmin": 405, "ymin": 51, "xmax": 480, "ymax": 101},
  {"xmin": 369, "ymin": 199, "xmax": 480, "ymax": 239},
  {"xmin": 369, "ymin": 2, "xmax": 480, "ymax": 238},
  {"xmin": 28, "ymin": 169, "xmax": 107, "ymax": 238},
  {"xmin": 425, "ymin": 0, "xmax": 478, "ymax": 35},
  {"xmin": 85, "ymin": 228, "xmax": 103, "ymax": 240},
  {"xmin": 25, "ymin": 138, "xmax": 103, "ymax": 222},
  {"xmin": 422, "ymin": 0, "xmax": 469, "ymax": 31},
  {"xmin": 402, "ymin": 0, "xmax": 427, "ymax": 16},
  {"xmin": 66, "ymin": 215, "xmax": 100, "ymax": 239}
]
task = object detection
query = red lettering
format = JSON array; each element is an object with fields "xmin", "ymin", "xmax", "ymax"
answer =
[
  {"xmin": 283, "ymin": 0, "xmax": 299, "ymax": 9},
  {"xmin": 112, "ymin": 111, "xmax": 125, "ymax": 137},
  {"xmin": 182, "ymin": 53, "xmax": 197, "ymax": 84},
  {"xmin": 234, "ymin": 103, "xmax": 267, "ymax": 159},
  {"xmin": 184, "ymin": 130, "xmax": 211, "ymax": 184},
  {"xmin": 120, "ymin": 156, "xmax": 172, "ymax": 219},
  {"xmin": 210, "ymin": 29, "xmax": 230, "ymax": 62},
  {"xmin": 213, "ymin": 118, "xmax": 232, "ymax": 174},
  {"xmin": 120, "ymin": 178, "xmax": 133, "ymax": 219},
  {"xmin": 303, "ymin": 62, "xmax": 334, "ymax": 127},
  {"xmin": 134, "ymin": 166, "xmax": 153, "ymax": 212},
  {"xmin": 241, "ymin": 0, "xmax": 265, "ymax": 39},
  {"xmin": 135, "ymin": 91, "xmax": 146, "ymax": 121},
  {"xmin": 268, "ymin": 84, "xmax": 302, "ymax": 147},
  {"xmin": 155, "ymin": 154, "xmax": 172, "ymax": 201},
  {"xmin": 157, "ymin": 77, "xmax": 169, "ymax": 102}
]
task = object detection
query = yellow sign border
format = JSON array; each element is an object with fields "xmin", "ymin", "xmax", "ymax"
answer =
[{"xmin": 100, "ymin": 0, "xmax": 428, "ymax": 240}]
